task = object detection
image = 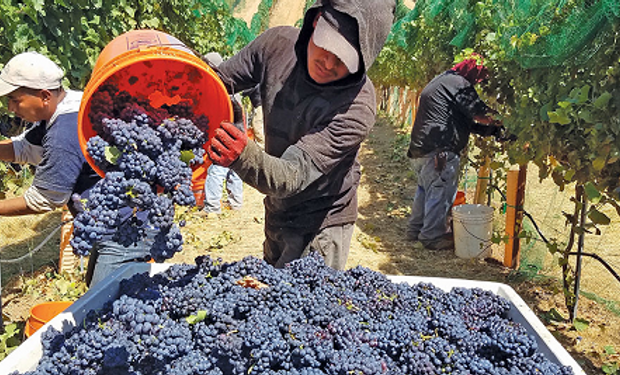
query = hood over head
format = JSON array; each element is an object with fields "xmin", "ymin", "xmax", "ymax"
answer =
[{"xmin": 297, "ymin": 0, "xmax": 396, "ymax": 79}]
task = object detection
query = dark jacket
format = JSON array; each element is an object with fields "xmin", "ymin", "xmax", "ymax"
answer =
[
  {"xmin": 218, "ymin": 0, "xmax": 395, "ymax": 234},
  {"xmin": 407, "ymin": 71, "xmax": 492, "ymax": 158}
]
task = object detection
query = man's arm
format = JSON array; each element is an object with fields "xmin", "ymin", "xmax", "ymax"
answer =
[
  {"xmin": 231, "ymin": 141, "xmax": 323, "ymax": 198},
  {"xmin": 0, "ymin": 139, "xmax": 16, "ymax": 162},
  {"xmin": 0, "ymin": 196, "xmax": 38, "ymax": 216},
  {"xmin": 209, "ymin": 122, "xmax": 323, "ymax": 198}
]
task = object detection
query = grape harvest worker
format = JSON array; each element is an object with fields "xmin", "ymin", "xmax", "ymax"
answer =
[
  {"xmin": 0, "ymin": 52, "xmax": 98, "ymax": 218},
  {"xmin": 207, "ymin": 0, "xmax": 396, "ymax": 269},
  {"xmin": 405, "ymin": 56, "xmax": 504, "ymax": 251},
  {"xmin": 0, "ymin": 52, "xmax": 150, "ymax": 287}
]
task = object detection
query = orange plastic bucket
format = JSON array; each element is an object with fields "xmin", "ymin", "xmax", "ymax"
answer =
[
  {"xmin": 78, "ymin": 30, "xmax": 233, "ymax": 188},
  {"xmin": 25, "ymin": 301, "xmax": 73, "ymax": 337},
  {"xmin": 453, "ymin": 190, "xmax": 466, "ymax": 206}
]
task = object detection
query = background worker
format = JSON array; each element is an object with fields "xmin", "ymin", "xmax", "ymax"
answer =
[
  {"xmin": 405, "ymin": 56, "xmax": 507, "ymax": 251},
  {"xmin": 207, "ymin": 0, "xmax": 396, "ymax": 269}
]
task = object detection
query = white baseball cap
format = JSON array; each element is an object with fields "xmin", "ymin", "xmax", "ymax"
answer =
[
  {"xmin": 313, "ymin": 15, "xmax": 359, "ymax": 74},
  {"xmin": 0, "ymin": 52, "xmax": 64, "ymax": 97}
]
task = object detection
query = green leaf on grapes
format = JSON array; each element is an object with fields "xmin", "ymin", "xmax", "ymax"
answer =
[
  {"xmin": 105, "ymin": 146, "xmax": 121, "ymax": 164},
  {"xmin": 180, "ymin": 150, "xmax": 195, "ymax": 165},
  {"xmin": 142, "ymin": 18, "xmax": 160, "ymax": 28},
  {"xmin": 186, "ymin": 310, "xmax": 208, "ymax": 325}
]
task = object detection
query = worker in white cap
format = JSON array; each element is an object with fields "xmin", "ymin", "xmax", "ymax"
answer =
[
  {"xmin": 0, "ymin": 52, "xmax": 156, "ymax": 289},
  {"xmin": 0, "ymin": 52, "xmax": 98, "ymax": 217},
  {"xmin": 205, "ymin": 0, "xmax": 396, "ymax": 270}
]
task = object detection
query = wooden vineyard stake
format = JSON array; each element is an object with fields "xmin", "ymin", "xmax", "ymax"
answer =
[
  {"xmin": 474, "ymin": 156, "xmax": 491, "ymax": 204},
  {"xmin": 504, "ymin": 165, "xmax": 527, "ymax": 268}
]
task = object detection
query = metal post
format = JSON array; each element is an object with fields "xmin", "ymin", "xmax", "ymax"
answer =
[{"xmin": 571, "ymin": 189, "xmax": 587, "ymax": 321}]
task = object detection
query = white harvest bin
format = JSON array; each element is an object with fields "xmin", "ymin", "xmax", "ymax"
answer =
[{"xmin": 1, "ymin": 264, "xmax": 586, "ymax": 375}]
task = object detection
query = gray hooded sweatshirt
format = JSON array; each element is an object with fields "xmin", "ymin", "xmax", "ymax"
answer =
[{"xmin": 218, "ymin": 0, "xmax": 395, "ymax": 235}]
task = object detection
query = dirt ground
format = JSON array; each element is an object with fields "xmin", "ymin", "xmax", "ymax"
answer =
[{"xmin": 0, "ymin": 1, "xmax": 618, "ymax": 373}]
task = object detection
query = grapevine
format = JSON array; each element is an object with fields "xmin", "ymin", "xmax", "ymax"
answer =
[
  {"xmin": 15, "ymin": 253, "xmax": 574, "ymax": 375},
  {"xmin": 71, "ymin": 83, "xmax": 209, "ymax": 262}
]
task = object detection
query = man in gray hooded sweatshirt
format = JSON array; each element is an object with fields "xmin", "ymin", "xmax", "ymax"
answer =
[{"xmin": 207, "ymin": 0, "xmax": 395, "ymax": 269}]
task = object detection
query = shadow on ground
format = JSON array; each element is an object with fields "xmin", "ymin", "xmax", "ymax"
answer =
[{"xmin": 0, "ymin": 211, "xmax": 63, "ymax": 284}]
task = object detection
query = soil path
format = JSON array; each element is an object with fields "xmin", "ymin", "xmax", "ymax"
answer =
[
  {"xmin": 269, "ymin": 0, "xmax": 306, "ymax": 28},
  {"xmin": 233, "ymin": 0, "xmax": 262, "ymax": 26}
]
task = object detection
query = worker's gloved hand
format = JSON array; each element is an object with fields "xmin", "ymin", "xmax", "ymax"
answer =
[{"xmin": 208, "ymin": 121, "xmax": 248, "ymax": 167}]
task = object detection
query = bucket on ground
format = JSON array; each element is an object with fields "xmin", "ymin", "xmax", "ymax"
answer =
[
  {"xmin": 77, "ymin": 29, "xmax": 233, "ymax": 189},
  {"xmin": 25, "ymin": 301, "xmax": 73, "ymax": 337},
  {"xmin": 452, "ymin": 204, "xmax": 494, "ymax": 259}
]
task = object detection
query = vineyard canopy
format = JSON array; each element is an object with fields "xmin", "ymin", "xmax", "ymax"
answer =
[{"xmin": 390, "ymin": 0, "xmax": 620, "ymax": 68}]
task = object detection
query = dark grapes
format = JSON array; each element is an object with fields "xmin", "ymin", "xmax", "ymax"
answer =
[
  {"xmin": 73, "ymin": 82, "xmax": 209, "ymax": 262},
  {"xmin": 17, "ymin": 254, "xmax": 576, "ymax": 375}
]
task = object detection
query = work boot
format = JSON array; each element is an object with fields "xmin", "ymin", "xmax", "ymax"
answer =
[
  {"xmin": 422, "ymin": 236, "xmax": 454, "ymax": 251},
  {"xmin": 405, "ymin": 230, "xmax": 419, "ymax": 241}
]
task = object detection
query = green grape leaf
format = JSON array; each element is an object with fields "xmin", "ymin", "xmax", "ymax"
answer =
[
  {"xmin": 604, "ymin": 345, "xmax": 617, "ymax": 355},
  {"xmin": 573, "ymin": 318, "xmax": 590, "ymax": 332},
  {"xmin": 541, "ymin": 308, "xmax": 565, "ymax": 323},
  {"xmin": 105, "ymin": 146, "xmax": 121, "ymax": 164},
  {"xmin": 578, "ymin": 85, "xmax": 590, "ymax": 103},
  {"xmin": 602, "ymin": 362, "xmax": 619, "ymax": 374},
  {"xmin": 594, "ymin": 92, "xmax": 612, "ymax": 109},
  {"xmin": 588, "ymin": 208, "xmax": 610, "ymax": 225},
  {"xmin": 578, "ymin": 110, "xmax": 593, "ymax": 123},
  {"xmin": 548, "ymin": 111, "xmax": 571, "ymax": 125},
  {"xmin": 539, "ymin": 103, "xmax": 551, "ymax": 121},
  {"xmin": 564, "ymin": 169, "xmax": 575, "ymax": 182},
  {"xmin": 592, "ymin": 156, "xmax": 607, "ymax": 171},
  {"xmin": 142, "ymin": 18, "xmax": 161, "ymax": 28},
  {"xmin": 584, "ymin": 181, "xmax": 601, "ymax": 202}
]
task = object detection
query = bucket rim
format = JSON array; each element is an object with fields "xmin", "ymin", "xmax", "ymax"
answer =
[{"xmin": 77, "ymin": 45, "xmax": 233, "ymax": 179}]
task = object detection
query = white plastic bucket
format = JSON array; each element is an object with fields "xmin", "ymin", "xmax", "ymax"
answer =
[{"xmin": 452, "ymin": 204, "xmax": 494, "ymax": 259}]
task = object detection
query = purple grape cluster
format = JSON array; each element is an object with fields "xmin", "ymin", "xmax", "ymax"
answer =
[
  {"xmin": 72, "ymin": 83, "xmax": 209, "ymax": 261},
  {"xmin": 16, "ymin": 254, "xmax": 575, "ymax": 375}
]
